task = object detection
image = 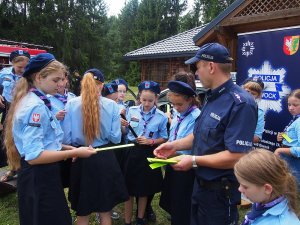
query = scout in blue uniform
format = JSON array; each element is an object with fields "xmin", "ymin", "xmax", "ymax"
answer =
[
  {"xmin": 235, "ymin": 149, "xmax": 300, "ymax": 225},
  {"xmin": 275, "ymin": 89, "xmax": 300, "ymax": 187},
  {"xmin": 124, "ymin": 81, "xmax": 168, "ymax": 225},
  {"xmin": 112, "ymin": 78, "xmax": 128, "ymax": 112},
  {"xmin": 62, "ymin": 69, "xmax": 128, "ymax": 225},
  {"xmin": 47, "ymin": 70, "xmax": 76, "ymax": 121},
  {"xmin": 154, "ymin": 43, "xmax": 257, "ymax": 225},
  {"xmin": 102, "ymin": 82, "xmax": 118, "ymax": 101},
  {"xmin": 159, "ymin": 81, "xmax": 201, "ymax": 225},
  {"xmin": 3, "ymin": 53, "xmax": 95, "ymax": 225},
  {"xmin": 0, "ymin": 50, "xmax": 30, "ymax": 181},
  {"xmin": 242, "ymin": 77, "xmax": 265, "ymax": 143}
]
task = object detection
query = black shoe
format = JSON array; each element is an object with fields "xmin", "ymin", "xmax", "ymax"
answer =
[
  {"xmin": 135, "ymin": 217, "xmax": 146, "ymax": 225},
  {"xmin": 145, "ymin": 207, "xmax": 156, "ymax": 222}
]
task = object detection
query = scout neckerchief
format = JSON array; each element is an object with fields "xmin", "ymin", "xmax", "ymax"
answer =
[
  {"xmin": 241, "ymin": 196, "xmax": 285, "ymax": 225},
  {"xmin": 284, "ymin": 115, "xmax": 300, "ymax": 132},
  {"xmin": 30, "ymin": 87, "xmax": 52, "ymax": 110},
  {"xmin": 140, "ymin": 105, "xmax": 156, "ymax": 136},
  {"xmin": 54, "ymin": 89, "xmax": 68, "ymax": 105},
  {"xmin": 174, "ymin": 105, "xmax": 197, "ymax": 140}
]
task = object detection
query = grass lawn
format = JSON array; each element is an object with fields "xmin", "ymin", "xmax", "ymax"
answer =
[{"xmin": 0, "ymin": 187, "xmax": 248, "ymax": 225}]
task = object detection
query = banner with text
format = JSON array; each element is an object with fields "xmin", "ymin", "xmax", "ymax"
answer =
[{"xmin": 237, "ymin": 26, "xmax": 300, "ymax": 150}]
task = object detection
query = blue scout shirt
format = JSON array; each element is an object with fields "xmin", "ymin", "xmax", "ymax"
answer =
[
  {"xmin": 249, "ymin": 199, "xmax": 300, "ymax": 225},
  {"xmin": 47, "ymin": 92, "xmax": 76, "ymax": 116},
  {"xmin": 193, "ymin": 79, "xmax": 257, "ymax": 181},
  {"xmin": 282, "ymin": 117, "xmax": 300, "ymax": 157},
  {"xmin": 126, "ymin": 105, "xmax": 168, "ymax": 141},
  {"xmin": 62, "ymin": 96, "xmax": 121, "ymax": 147},
  {"xmin": 169, "ymin": 107, "xmax": 200, "ymax": 155},
  {"xmin": 255, "ymin": 108, "xmax": 265, "ymax": 139},
  {"xmin": 0, "ymin": 67, "xmax": 22, "ymax": 102},
  {"xmin": 118, "ymin": 100, "xmax": 127, "ymax": 113},
  {"xmin": 13, "ymin": 91, "xmax": 63, "ymax": 161}
]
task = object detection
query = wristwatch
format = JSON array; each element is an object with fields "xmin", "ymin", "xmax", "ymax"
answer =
[{"xmin": 192, "ymin": 155, "xmax": 197, "ymax": 168}]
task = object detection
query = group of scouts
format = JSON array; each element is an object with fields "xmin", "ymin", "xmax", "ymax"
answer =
[{"xmin": 0, "ymin": 42, "xmax": 300, "ymax": 225}]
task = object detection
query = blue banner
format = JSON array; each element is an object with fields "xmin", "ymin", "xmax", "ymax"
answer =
[{"xmin": 237, "ymin": 26, "xmax": 300, "ymax": 150}]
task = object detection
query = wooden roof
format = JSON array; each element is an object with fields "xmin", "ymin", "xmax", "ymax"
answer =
[{"xmin": 194, "ymin": 0, "xmax": 300, "ymax": 46}]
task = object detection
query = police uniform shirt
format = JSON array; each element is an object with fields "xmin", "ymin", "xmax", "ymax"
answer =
[
  {"xmin": 169, "ymin": 107, "xmax": 201, "ymax": 155},
  {"xmin": 62, "ymin": 96, "xmax": 121, "ymax": 147},
  {"xmin": 13, "ymin": 92, "xmax": 63, "ymax": 161},
  {"xmin": 193, "ymin": 79, "xmax": 257, "ymax": 181},
  {"xmin": 0, "ymin": 66, "xmax": 22, "ymax": 102},
  {"xmin": 282, "ymin": 117, "xmax": 300, "ymax": 157},
  {"xmin": 47, "ymin": 92, "xmax": 76, "ymax": 115},
  {"xmin": 118, "ymin": 101, "xmax": 127, "ymax": 113},
  {"xmin": 126, "ymin": 105, "xmax": 168, "ymax": 141},
  {"xmin": 255, "ymin": 107, "xmax": 265, "ymax": 139}
]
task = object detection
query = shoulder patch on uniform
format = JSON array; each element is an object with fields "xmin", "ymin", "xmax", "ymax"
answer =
[{"xmin": 32, "ymin": 113, "xmax": 41, "ymax": 122}]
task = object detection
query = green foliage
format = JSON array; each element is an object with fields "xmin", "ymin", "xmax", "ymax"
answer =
[{"xmin": 0, "ymin": 0, "xmax": 235, "ymax": 87}]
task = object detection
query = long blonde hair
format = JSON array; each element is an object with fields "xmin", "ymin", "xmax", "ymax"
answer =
[
  {"xmin": 81, "ymin": 73, "xmax": 101, "ymax": 145},
  {"xmin": 234, "ymin": 149, "xmax": 298, "ymax": 213},
  {"xmin": 4, "ymin": 60, "xmax": 65, "ymax": 170}
]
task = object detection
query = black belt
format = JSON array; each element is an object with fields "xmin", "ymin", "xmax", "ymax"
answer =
[{"xmin": 196, "ymin": 177, "xmax": 237, "ymax": 191}]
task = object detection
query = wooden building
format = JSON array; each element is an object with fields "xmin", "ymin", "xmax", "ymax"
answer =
[
  {"xmin": 124, "ymin": 0, "xmax": 300, "ymax": 86},
  {"xmin": 124, "ymin": 25, "xmax": 205, "ymax": 88},
  {"xmin": 193, "ymin": 0, "xmax": 300, "ymax": 71}
]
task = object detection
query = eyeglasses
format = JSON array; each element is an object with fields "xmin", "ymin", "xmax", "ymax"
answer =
[{"xmin": 118, "ymin": 90, "xmax": 127, "ymax": 93}]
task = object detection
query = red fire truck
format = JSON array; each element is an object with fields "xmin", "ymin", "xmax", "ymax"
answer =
[{"xmin": 0, "ymin": 39, "xmax": 50, "ymax": 69}]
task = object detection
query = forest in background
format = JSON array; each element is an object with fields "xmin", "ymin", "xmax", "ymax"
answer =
[{"xmin": 0, "ymin": 0, "xmax": 234, "ymax": 84}]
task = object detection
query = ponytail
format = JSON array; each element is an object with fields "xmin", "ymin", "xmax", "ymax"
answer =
[
  {"xmin": 81, "ymin": 73, "xmax": 100, "ymax": 145},
  {"xmin": 4, "ymin": 78, "xmax": 30, "ymax": 170}
]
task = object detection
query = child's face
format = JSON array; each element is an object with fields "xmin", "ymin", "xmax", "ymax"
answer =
[
  {"xmin": 168, "ymin": 94, "xmax": 192, "ymax": 113},
  {"xmin": 13, "ymin": 60, "xmax": 28, "ymax": 76},
  {"xmin": 37, "ymin": 71, "xmax": 65, "ymax": 95},
  {"xmin": 140, "ymin": 90, "xmax": 157, "ymax": 112},
  {"xmin": 237, "ymin": 177, "xmax": 272, "ymax": 204},
  {"xmin": 244, "ymin": 87, "xmax": 260, "ymax": 100},
  {"xmin": 118, "ymin": 84, "xmax": 127, "ymax": 101},
  {"xmin": 288, "ymin": 96, "xmax": 300, "ymax": 116}
]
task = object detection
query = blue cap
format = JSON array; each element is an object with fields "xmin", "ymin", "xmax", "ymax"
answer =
[
  {"xmin": 112, "ymin": 78, "xmax": 128, "ymax": 90},
  {"xmin": 23, "ymin": 53, "xmax": 55, "ymax": 78},
  {"xmin": 102, "ymin": 83, "xmax": 118, "ymax": 97},
  {"xmin": 168, "ymin": 81, "xmax": 196, "ymax": 97},
  {"xmin": 84, "ymin": 68, "xmax": 104, "ymax": 82},
  {"xmin": 9, "ymin": 50, "xmax": 31, "ymax": 62},
  {"xmin": 243, "ymin": 76, "xmax": 264, "ymax": 89},
  {"xmin": 185, "ymin": 43, "xmax": 233, "ymax": 65},
  {"xmin": 138, "ymin": 81, "xmax": 160, "ymax": 95}
]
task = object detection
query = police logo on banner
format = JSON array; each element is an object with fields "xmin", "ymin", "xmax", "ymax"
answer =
[
  {"xmin": 241, "ymin": 40, "xmax": 255, "ymax": 57},
  {"xmin": 247, "ymin": 61, "xmax": 291, "ymax": 113}
]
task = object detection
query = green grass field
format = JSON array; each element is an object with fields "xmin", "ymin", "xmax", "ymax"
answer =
[{"xmin": 0, "ymin": 189, "xmax": 248, "ymax": 225}]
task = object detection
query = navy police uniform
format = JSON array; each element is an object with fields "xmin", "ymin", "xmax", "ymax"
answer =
[
  {"xmin": 185, "ymin": 43, "xmax": 257, "ymax": 225},
  {"xmin": 124, "ymin": 81, "xmax": 168, "ymax": 196},
  {"xmin": 62, "ymin": 69, "xmax": 128, "ymax": 216},
  {"xmin": 191, "ymin": 79, "xmax": 257, "ymax": 225},
  {"xmin": 160, "ymin": 81, "xmax": 201, "ymax": 225},
  {"xmin": 13, "ymin": 53, "xmax": 72, "ymax": 225}
]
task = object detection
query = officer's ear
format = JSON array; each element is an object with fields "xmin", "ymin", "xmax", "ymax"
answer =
[{"xmin": 208, "ymin": 62, "xmax": 215, "ymax": 74}]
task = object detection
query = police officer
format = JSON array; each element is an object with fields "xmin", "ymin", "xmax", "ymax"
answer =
[
  {"xmin": 4, "ymin": 53, "xmax": 95, "ymax": 225},
  {"xmin": 154, "ymin": 43, "xmax": 257, "ymax": 225},
  {"xmin": 160, "ymin": 81, "xmax": 201, "ymax": 225}
]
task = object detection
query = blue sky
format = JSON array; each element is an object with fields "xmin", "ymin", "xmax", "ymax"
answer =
[{"xmin": 106, "ymin": 0, "xmax": 195, "ymax": 16}]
